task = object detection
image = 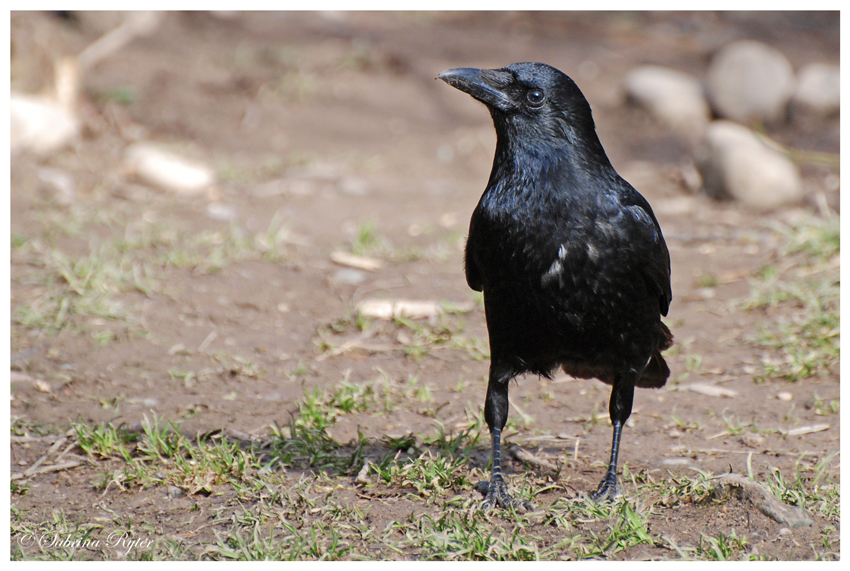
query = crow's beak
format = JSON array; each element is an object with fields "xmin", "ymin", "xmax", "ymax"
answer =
[{"xmin": 438, "ymin": 67, "xmax": 514, "ymax": 111}]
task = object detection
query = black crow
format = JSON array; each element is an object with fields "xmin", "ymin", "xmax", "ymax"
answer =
[{"xmin": 438, "ymin": 62, "xmax": 673, "ymax": 508}]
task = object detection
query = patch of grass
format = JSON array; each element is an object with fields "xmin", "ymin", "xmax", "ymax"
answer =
[
  {"xmin": 211, "ymin": 352, "xmax": 266, "ymax": 379},
  {"xmin": 12, "ymin": 233, "xmax": 29, "ymax": 248},
  {"xmin": 368, "ymin": 428, "xmax": 480, "ymax": 498},
  {"xmin": 15, "ymin": 380, "xmax": 839, "ymax": 561},
  {"xmin": 13, "ymin": 243, "xmax": 141, "ymax": 335},
  {"xmin": 207, "ymin": 520, "xmax": 351, "ymax": 561},
  {"xmin": 11, "ymin": 418, "xmax": 58, "ymax": 438},
  {"xmin": 267, "ymin": 381, "xmax": 400, "ymax": 474},
  {"xmin": 11, "ymin": 508, "xmax": 108, "ymax": 561},
  {"xmin": 695, "ymin": 272, "xmax": 718, "ymax": 288},
  {"xmin": 159, "ymin": 225, "xmax": 256, "ymax": 274},
  {"xmin": 318, "ymin": 307, "xmax": 488, "ymax": 364},
  {"xmin": 669, "ymin": 414, "xmax": 703, "ymax": 432},
  {"xmin": 595, "ymin": 500, "xmax": 654, "ymax": 556},
  {"xmin": 350, "ymin": 219, "xmax": 383, "ymax": 256},
  {"xmin": 695, "ymin": 529, "xmax": 749, "ymax": 561},
  {"xmin": 373, "ymin": 449, "xmax": 473, "ymax": 497},
  {"xmin": 73, "ymin": 422, "xmax": 137, "ymax": 461},
  {"xmin": 811, "ymin": 394, "xmax": 839, "ymax": 416},
  {"xmin": 13, "ymin": 215, "xmax": 292, "ymax": 340},
  {"xmin": 764, "ymin": 452, "xmax": 840, "ymax": 521},
  {"xmin": 253, "ymin": 211, "xmax": 290, "ymax": 262},
  {"xmin": 741, "ymin": 215, "xmax": 839, "ymax": 382},
  {"xmin": 398, "ymin": 508, "xmax": 542, "ymax": 560},
  {"xmin": 772, "ymin": 214, "xmax": 839, "ymax": 261},
  {"xmin": 344, "ymin": 219, "xmax": 428, "ymax": 262},
  {"xmin": 168, "ymin": 368, "xmax": 199, "ymax": 388},
  {"xmin": 748, "ymin": 277, "xmax": 839, "ymax": 381},
  {"xmin": 70, "ymin": 415, "xmax": 267, "ymax": 496},
  {"xmin": 270, "ymin": 417, "xmax": 361, "ymax": 476}
]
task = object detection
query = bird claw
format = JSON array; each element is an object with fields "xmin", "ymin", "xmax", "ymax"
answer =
[
  {"xmin": 476, "ymin": 477, "xmax": 532, "ymax": 512},
  {"xmin": 588, "ymin": 473, "xmax": 622, "ymax": 502}
]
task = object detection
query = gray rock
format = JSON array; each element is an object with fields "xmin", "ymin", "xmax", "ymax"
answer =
[
  {"xmin": 706, "ymin": 40, "xmax": 796, "ymax": 124},
  {"xmin": 792, "ymin": 63, "xmax": 840, "ymax": 118},
  {"xmin": 696, "ymin": 121, "xmax": 803, "ymax": 209},
  {"xmin": 625, "ymin": 65, "xmax": 710, "ymax": 136}
]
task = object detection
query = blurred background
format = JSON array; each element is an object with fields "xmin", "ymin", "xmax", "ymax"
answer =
[{"xmin": 10, "ymin": 12, "xmax": 839, "ymax": 560}]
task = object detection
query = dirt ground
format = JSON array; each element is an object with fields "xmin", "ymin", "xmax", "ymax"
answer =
[{"xmin": 9, "ymin": 11, "xmax": 839, "ymax": 560}]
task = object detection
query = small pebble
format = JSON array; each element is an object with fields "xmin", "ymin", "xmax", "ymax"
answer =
[
  {"xmin": 785, "ymin": 424, "xmax": 829, "ymax": 437},
  {"xmin": 124, "ymin": 143, "xmax": 215, "ymax": 194},
  {"xmin": 167, "ymin": 486, "xmax": 186, "ymax": 498},
  {"xmin": 332, "ymin": 268, "xmax": 367, "ymax": 285},
  {"xmin": 330, "ymin": 251, "xmax": 384, "ymax": 271},
  {"xmin": 741, "ymin": 433, "xmax": 765, "ymax": 448},
  {"xmin": 33, "ymin": 380, "xmax": 52, "ymax": 393},
  {"xmin": 168, "ymin": 343, "xmax": 186, "ymax": 355},
  {"xmin": 662, "ymin": 458, "xmax": 694, "ymax": 466},
  {"xmin": 127, "ymin": 397, "xmax": 159, "ymax": 408},
  {"xmin": 777, "ymin": 391, "xmax": 793, "ymax": 401},
  {"xmin": 685, "ymin": 383, "xmax": 738, "ymax": 398}
]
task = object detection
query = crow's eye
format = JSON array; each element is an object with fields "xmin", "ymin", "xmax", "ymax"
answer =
[{"xmin": 526, "ymin": 89, "xmax": 545, "ymax": 107}]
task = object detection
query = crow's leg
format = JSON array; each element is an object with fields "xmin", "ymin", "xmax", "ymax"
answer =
[
  {"xmin": 589, "ymin": 373, "xmax": 636, "ymax": 502},
  {"xmin": 588, "ymin": 419, "xmax": 624, "ymax": 501},
  {"xmin": 475, "ymin": 372, "xmax": 531, "ymax": 511}
]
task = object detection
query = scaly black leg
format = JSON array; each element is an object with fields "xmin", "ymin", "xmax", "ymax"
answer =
[
  {"xmin": 588, "ymin": 373, "xmax": 636, "ymax": 502},
  {"xmin": 475, "ymin": 372, "xmax": 532, "ymax": 511},
  {"xmin": 588, "ymin": 419, "xmax": 623, "ymax": 501}
]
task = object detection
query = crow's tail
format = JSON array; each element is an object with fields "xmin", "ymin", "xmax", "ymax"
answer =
[{"xmin": 636, "ymin": 321, "xmax": 673, "ymax": 389}]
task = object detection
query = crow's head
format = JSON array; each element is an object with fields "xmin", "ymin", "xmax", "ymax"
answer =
[{"xmin": 438, "ymin": 62, "xmax": 597, "ymax": 141}]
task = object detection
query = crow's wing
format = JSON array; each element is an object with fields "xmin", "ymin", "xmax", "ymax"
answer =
[
  {"xmin": 620, "ymin": 189, "xmax": 672, "ymax": 317},
  {"xmin": 464, "ymin": 215, "xmax": 484, "ymax": 292}
]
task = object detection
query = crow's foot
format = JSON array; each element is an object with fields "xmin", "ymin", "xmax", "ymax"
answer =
[
  {"xmin": 475, "ymin": 477, "xmax": 532, "ymax": 511},
  {"xmin": 588, "ymin": 472, "xmax": 622, "ymax": 502}
]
